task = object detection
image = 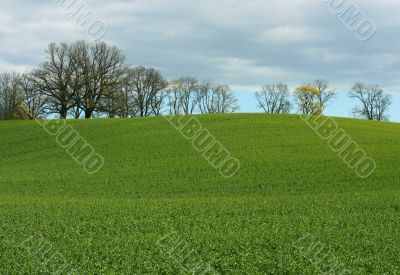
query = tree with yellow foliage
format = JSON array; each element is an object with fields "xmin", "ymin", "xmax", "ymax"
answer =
[{"xmin": 294, "ymin": 85, "xmax": 322, "ymax": 115}]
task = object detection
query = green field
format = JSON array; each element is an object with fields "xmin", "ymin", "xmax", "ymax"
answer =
[{"xmin": 1, "ymin": 114, "xmax": 400, "ymax": 274}]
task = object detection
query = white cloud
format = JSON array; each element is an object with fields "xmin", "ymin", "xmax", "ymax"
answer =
[{"xmin": 0, "ymin": 0, "xmax": 400, "ymax": 94}]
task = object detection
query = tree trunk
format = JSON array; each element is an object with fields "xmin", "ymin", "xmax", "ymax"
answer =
[
  {"xmin": 60, "ymin": 107, "xmax": 68, "ymax": 119},
  {"xmin": 85, "ymin": 109, "xmax": 94, "ymax": 119}
]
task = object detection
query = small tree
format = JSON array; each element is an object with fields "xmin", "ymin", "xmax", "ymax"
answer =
[
  {"xmin": 0, "ymin": 72, "xmax": 26, "ymax": 120},
  {"xmin": 311, "ymin": 79, "xmax": 336, "ymax": 114},
  {"xmin": 294, "ymin": 85, "xmax": 321, "ymax": 115},
  {"xmin": 174, "ymin": 76, "xmax": 199, "ymax": 115},
  {"xmin": 196, "ymin": 81, "xmax": 215, "ymax": 114},
  {"xmin": 213, "ymin": 84, "xmax": 239, "ymax": 113},
  {"xmin": 255, "ymin": 83, "xmax": 291, "ymax": 114},
  {"xmin": 166, "ymin": 79, "xmax": 184, "ymax": 115},
  {"xmin": 32, "ymin": 43, "xmax": 78, "ymax": 119},
  {"xmin": 98, "ymin": 88, "xmax": 126, "ymax": 118},
  {"xmin": 197, "ymin": 82, "xmax": 239, "ymax": 114},
  {"xmin": 128, "ymin": 66, "xmax": 168, "ymax": 117},
  {"xmin": 21, "ymin": 73, "xmax": 46, "ymax": 120},
  {"xmin": 349, "ymin": 82, "xmax": 391, "ymax": 121}
]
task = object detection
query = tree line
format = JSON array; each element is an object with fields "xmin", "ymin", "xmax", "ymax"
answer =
[
  {"xmin": 255, "ymin": 80, "xmax": 392, "ymax": 121},
  {"xmin": 0, "ymin": 41, "xmax": 239, "ymax": 120},
  {"xmin": 0, "ymin": 40, "xmax": 393, "ymax": 121}
]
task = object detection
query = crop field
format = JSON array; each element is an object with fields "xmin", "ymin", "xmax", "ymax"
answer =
[{"xmin": 1, "ymin": 114, "xmax": 400, "ymax": 274}]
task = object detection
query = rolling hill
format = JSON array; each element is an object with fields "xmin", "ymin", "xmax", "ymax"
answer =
[{"xmin": 0, "ymin": 114, "xmax": 399, "ymax": 274}]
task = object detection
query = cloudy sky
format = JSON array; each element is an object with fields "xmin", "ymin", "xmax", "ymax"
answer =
[{"xmin": 1, "ymin": 0, "xmax": 399, "ymax": 120}]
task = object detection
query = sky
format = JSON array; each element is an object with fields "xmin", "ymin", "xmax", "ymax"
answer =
[{"xmin": 0, "ymin": 0, "xmax": 399, "ymax": 121}]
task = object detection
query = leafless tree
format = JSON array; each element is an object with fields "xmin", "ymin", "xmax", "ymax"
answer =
[
  {"xmin": 196, "ymin": 81, "xmax": 217, "ymax": 114},
  {"xmin": 197, "ymin": 82, "xmax": 239, "ymax": 114},
  {"xmin": 310, "ymin": 79, "xmax": 336, "ymax": 114},
  {"xmin": 255, "ymin": 83, "xmax": 291, "ymax": 114},
  {"xmin": 215, "ymin": 85, "xmax": 239, "ymax": 113},
  {"xmin": 98, "ymin": 88, "xmax": 126, "ymax": 118},
  {"xmin": 167, "ymin": 79, "xmax": 184, "ymax": 115},
  {"xmin": 0, "ymin": 72, "xmax": 25, "ymax": 120},
  {"xmin": 150, "ymin": 90, "xmax": 168, "ymax": 116},
  {"xmin": 72, "ymin": 41, "xmax": 126, "ymax": 119},
  {"xmin": 118, "ymin": 70, "xmax": 134, "ymax": 118},
  {"xmin": 349, "ymin": 82, "xmax": 391, "ymax": 121},
  {"xmin": 173, "ymin": 76, "xmax": 199, "ymax": 115},
  {"xmin": 69, "ymin": 96, "xmax": 83, "ymax": 119},
  {"xmin": 374, "ymin": 92, "xmax": 392, "ymax": 121},
  {"xmin": 128, "ymin": 66, "xmax": 168, "ymax": 117},
  {"xmin": 32, "ymin": 43, "xmax": 79, "ymax": 119},
  {"xmin": 21, "ymin": 73, "xmax": 46, "ymax": 120}
]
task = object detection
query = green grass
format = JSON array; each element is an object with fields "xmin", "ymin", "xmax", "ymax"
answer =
[{"xmin": 0, "ymin": 114, "xmax": 400, "ymax": 274}]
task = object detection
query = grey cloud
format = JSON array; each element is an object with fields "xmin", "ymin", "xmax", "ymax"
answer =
[{"xmin": 0, "ymin": 0, "xmax": 400, "ymax": 94}]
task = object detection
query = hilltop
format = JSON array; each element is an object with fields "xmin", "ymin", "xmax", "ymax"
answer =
[{"xmin": 0, "ymin": 114, "xmax": 399, "ymax": 273}]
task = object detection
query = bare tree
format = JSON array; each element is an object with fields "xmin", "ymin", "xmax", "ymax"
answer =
[
  {"xmin": 21, "ymin": 73, "xmax": 46, "ymax": 120},
  {"xmin": 174, "ymin": 77, "xmax": 199, "ymax": 115},
  {"xmin": 150, "ymin": 90, "xmax": 168, "ymax": 116},
  {"xmin": 374, "ymin": 91, "xmax": 392, "ymax": 121},
  {"xmin": 195, "ymin": 81, "xmax": 239, "ymax": 114},
  {"xmin": 0, "ymin": 72, "xmax": 25, "ymax": 120},
  {"xmin": 310, "ymin": 79, "xmax": 336, "ymax": 114},
  {"xmin": 98, "ymin": 88, "xmax": 126, "ymax": 118},
  {"xmin": 255, "ymin": 83, "xmax": 291, "ymax": 114},
  {"xmin": 196, "ymin": 81, "xmax": 218, "ymax": 114},
  {"xmin": 73, "ymin": 41, "xmax": 126, "ymax": 119},
  {"xmin": 32, "ymin": 43, "xmax": 79, "ymax": 119},
  {"xmin": 349, "ymin": 82, "xmax": 391, "ymax": 121},
  {"xmin": 69, "ymin": 96, "xmax": 83, "ymax": 119},
  {"xmin": 119, "ymin": 70, "xmax": 134, "ymax": 118},
  {"xmin": 214, "ymin": 85, "xmax": 240, "ymax": 114},
  {"xmin": 128, "ymin": 66, "xmax": 168, "ymax": 117},
  {"xmin": 167, "ymin": 79, "xmax": 184, "ymax": 115}
]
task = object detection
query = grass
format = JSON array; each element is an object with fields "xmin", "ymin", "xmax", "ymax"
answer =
[{"xmin": 0, "ymin": 113, "xmax": 399, "ymax": 274}]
